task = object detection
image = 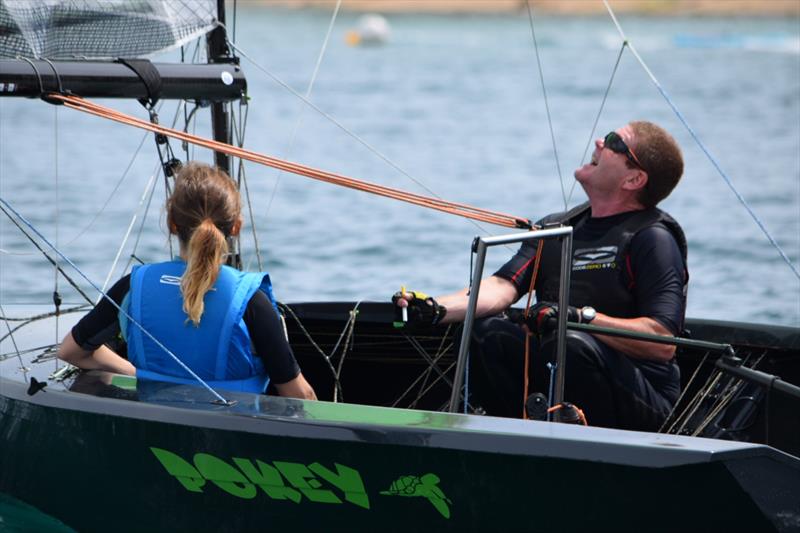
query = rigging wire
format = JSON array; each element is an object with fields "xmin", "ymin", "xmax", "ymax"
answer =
[
  {"xmin": 70, "ymin": 129, "xmax": 151, "ymax": 248},
  {"xmin": 182, "ymin": 101, "xmax": 198, "ymax": 160},
  {"xmin": 51, "ymin": 94, "xmax": 532, "ymax": 229},
  {"xmin": 232, "ymin": 0, "xmax": 237, "ymax": 44},
  {"xmin": 566, "ymin": 42, "xmax": 626, "ymax": 206},
  {"xmin": 118, "ymin": 99, "xmax": 198, "ymax": 279},
  {"xmin": 404, "ymin": 334, "xmax": 455, "ymax": 390},
  {"xmin": 232, "ymin": 98, "xmax": 264, "ymax": 271},
  {"xmin": 0, "ymin": 119, "xmax": 156, "ymax": 258},
  {"xmin": 330, "ymin": 300, "xmax": 361, "ymax": 402},
  {"xmin": 103, "ymin": 99, "xmax": 193, "ymax": 291},
  {"xmin": 0, "ymin": 302, "xmax": 27, "ymax": 373},
  {"xmin": 52, "ymin": 102, "xmax": 61, "ymax": 357},
  {"xmin": 122, "ymin": 164, "xmax": 162, "ymax": 275},
  {"xmin": 392, "ymin": 352, "xmax": 457, "ymax": 408},
  {"xmin": 0, "ymin": 305, "xmax": 89, "ymax": 347},
  {"xmin": 162, "ymin": 39, "xmax": 202, "ymax": 262},
  {"xmin": 408, "ymin": 325, "xmax": 454, "ymax": 409},
  {"xmin": 0, "ymin": 195, "xmax": 231, "ymax": 405},
  {"xmin": 602, "ymin": 0, "xmax": 800, "ymax": 281},
  {"xmin": 690, "ymin": 352, "xmax": 766, "ymax": 438},
  {"xmin": 0, "ymin": 203, "xmax": 93, "ymax": 303},
  {"xmin": 279, "ymin": 302, "xmax": 351, "ymax": 402},
  {"xmin": 222, "ymin": 35, "xmax": 501, "ymax": 238},
  {"xmin": 100, "ymin": 172, "xmax": 158, "ymax": 294},
  {"xmin": 660, "ymin": 350, "xmax": 710, "ymax": 433},
  {"xmin": 263, "ymin": 0, "xmax": 342, "ymax": 221},
  {"xmin": 0, "ymin": 128, "xmax": 151, "ymax": 257},
  {"xmin": 182, "ymin": 40, "xmax": 204, "ymax": 163},
  {"xmin": 525, "ymin": 0, "xmax": 566, "ymax": 210}
]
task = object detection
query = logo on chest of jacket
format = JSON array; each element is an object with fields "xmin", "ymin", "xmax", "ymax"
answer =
[{"xmin": 573, "ymin": 246, "xmax": 618, "ymax": 271}]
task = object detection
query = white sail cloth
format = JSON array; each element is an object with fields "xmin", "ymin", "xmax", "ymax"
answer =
[{"xmin": 0, "ymin": 0, "xmax": 216, "ymax": 59}]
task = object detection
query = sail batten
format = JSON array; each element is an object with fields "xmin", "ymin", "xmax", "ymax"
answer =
[{"xmin": 0, "ymin": 0, "xmax": 216, "ymax": 60}]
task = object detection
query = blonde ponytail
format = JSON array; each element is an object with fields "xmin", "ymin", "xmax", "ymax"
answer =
[
  {"xmin": 181, "ymin": 218, "xmax": 227, "ymax": 326},
  {"xmin": 166, "ymin": 162, "xmax": 242, "ymax": 326}
]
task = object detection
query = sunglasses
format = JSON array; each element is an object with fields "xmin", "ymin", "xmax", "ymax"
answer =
[{"xmin": 604, "ymin": 131, "xmax": 644, "ymax": 170}]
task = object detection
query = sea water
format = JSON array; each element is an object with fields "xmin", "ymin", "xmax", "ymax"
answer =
[{"xmin": 1, "ymin": 9, "xmax": 798, "ymax": 327}]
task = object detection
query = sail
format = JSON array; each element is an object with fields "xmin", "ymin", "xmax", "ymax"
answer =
[{"xmin": 0, "ymin": 0, "xmax": 216, "ymax": 60}]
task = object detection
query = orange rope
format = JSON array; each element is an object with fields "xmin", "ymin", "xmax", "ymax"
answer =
[
  {"xmin": 521, "ymin": 239, "xmax": 545, "ymax": 418},
  {"xmin": 50, "ymin": 93, "xmax": 531, "ymax": 230}
]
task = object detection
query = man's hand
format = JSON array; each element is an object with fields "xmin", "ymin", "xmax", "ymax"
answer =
[
  {"xmin": 392, "ymin": 289, "xmax": 447, "ymax": 326},
  {"xmin": 523, "ymin": 302, "xmax": 581, "ymax": 334}
]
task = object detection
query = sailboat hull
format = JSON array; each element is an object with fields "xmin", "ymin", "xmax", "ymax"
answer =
[{"xmin": 1, "ymin": 303, "xmax": 799, "ymax": 532}]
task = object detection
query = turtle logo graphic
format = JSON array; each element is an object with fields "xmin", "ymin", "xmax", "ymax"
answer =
[{"xmin": 380, "ymin": 473, "xmax": 452, "ymax": 519}]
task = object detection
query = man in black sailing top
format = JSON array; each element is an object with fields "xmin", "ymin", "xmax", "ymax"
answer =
[{"xmin": 395, "ymin": 121, "xmax": 688, "ymax": 431}]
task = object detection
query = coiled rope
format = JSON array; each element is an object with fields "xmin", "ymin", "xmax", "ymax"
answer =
[{"xmin": 48, "ymin": 93, "xmax": 531, "ymax": 230}]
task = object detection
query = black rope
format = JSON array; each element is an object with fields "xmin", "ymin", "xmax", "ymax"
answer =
[
  {"xmin": 145, "ymin": 105, "xmax": 181, "ymax": 261},
  {"xmin": 16, "ymin": 56, "xmax": 44, "ymax": 96},
  {"xmin": 147, "ymin": 107, "xmax": 182, "ymax": 179},
  {"xmin": 40, "ymin": 58, "xmax": 64, "ymax": 94}
]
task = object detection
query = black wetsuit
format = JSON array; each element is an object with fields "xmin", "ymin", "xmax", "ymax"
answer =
[
  {"xmin": 472, "ymin": 205, "xmax": 687, "ymax": 431},
  {"xmin": 71, "ymin": 275, "xmax": 301, "ymax": 385}
]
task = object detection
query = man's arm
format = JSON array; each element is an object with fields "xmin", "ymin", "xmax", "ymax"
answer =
[
  {"xmin": 425, "ymin": 237, "xmax": 536, "ymax": 323},
  {"xmin": 428, "ymin": 276, "xmax": 519, "ymax": 324},
  {"xmin": 591, "ymin": 225, "xmax": 686, "ymax": 363},
  {"xmin": 396, "ymin": 238, "xmax": 533, "ymax": 324},
  {"xmin": 589, "ymin": 314, "xmax": 676, "ymax": 362}
]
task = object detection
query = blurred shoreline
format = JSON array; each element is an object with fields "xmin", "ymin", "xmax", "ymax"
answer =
[{"xmin": 256, "ymin": 1, "xmax": 800, "ymax": 16}]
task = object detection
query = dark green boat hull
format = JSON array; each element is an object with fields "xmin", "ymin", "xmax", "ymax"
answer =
[
  {"xmin": 1, "ymin": 303, "xmax": 799, "ymax": 531},
  {"xmin": 1, "ymin": 378, "xmax": 797, "ymax": 532}
]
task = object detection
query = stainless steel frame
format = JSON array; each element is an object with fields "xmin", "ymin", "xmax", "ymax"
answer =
[{"xmin": 448, "ymin": 226, "xmax": 574, "ymax": 414}]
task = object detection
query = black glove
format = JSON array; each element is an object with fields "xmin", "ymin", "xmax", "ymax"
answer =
[
  {"xmin": 392, "ymin": 290, "xmax": 447, "ymax": 326},
  {"xmin": 524, "ymin": 302, "xmax": 580, "ymax": 334}
]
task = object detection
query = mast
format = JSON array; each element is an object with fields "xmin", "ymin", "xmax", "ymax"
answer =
[
  {"xmin": 207, "ymin": 0, "xmax": 234, "ymax": 174},
  {"xmin": 207, "ymin": 0, "xmax": 242, "ymax": 267}
]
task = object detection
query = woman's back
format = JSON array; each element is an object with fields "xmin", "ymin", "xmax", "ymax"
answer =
[
  {"xmin": 58, "ymin": 162, "xmax": 316, "ymax": 400},
  {"xmin": 126, "ymin": 260, "xmax": 271, "ymax": 391}
]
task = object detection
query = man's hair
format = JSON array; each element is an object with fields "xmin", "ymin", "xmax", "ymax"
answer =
[{"xmin": 629, "ymin": 121, "xmax": 684, "ymax": 208}]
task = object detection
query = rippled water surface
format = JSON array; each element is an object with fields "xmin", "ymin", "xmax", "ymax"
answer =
[{"xmin": 1, "ymin": 9, "xmax": 798, "ymax": 326}]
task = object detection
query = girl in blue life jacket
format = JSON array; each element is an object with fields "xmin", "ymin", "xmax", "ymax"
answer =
[{"xmin": 57, "ymin": 162, "xmax": 317, "ymax": 400}]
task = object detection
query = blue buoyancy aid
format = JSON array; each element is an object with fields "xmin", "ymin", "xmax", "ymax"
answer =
[{"xmin": 124, "ymin": 260, "xmax": 277, "ymax": 393}]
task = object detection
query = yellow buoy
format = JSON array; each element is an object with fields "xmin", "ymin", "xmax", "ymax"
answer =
[
  {"xmin": 345, "ymin": 14, "xmax": 390, "ymax": 47},
  {"xmin": 345, "ymin": 30, "xmax": 361, "ymax": 47}
]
